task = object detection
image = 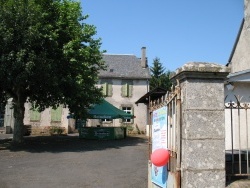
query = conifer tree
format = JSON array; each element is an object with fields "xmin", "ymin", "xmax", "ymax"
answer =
[{"xmin": 150, "ymin": 57, "xmax": 172, "ymax": 91}]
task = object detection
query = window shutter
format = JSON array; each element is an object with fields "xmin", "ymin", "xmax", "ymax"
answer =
[
  {"xmin": 122, "ymin": 83, "xmax": 128, "ymax": 97},
  {"xmin": 30, "ymin": 109, "xmax": 41, "ymax": 121},
  {"xmin": 102, "ymin": 83, "xmax": 108, "ymax": 96},
  {"xmin": 128, "ymin": 84, "xmax": 133, "ymax": 97},
  {"xmin": 51, "ymin": 106, "xmax": 62, "ymax": 122},
  {"xmin": 108, "ymin": 83, "xmax": 112, "ymax": 97},
  {"xmin": 122, "ymin": 84, "xmax": 127, "ymax": 97},
  {"xmin": 131, "ymin": 107, "xmax": 134, "ymax": 123}
]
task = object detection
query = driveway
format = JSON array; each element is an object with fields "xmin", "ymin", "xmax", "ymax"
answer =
[{"xmin": 0, "ymin": 134, "xmax": 148, "ymax": 188}]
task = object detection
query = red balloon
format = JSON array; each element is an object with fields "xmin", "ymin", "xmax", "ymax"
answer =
[{"xmin": 151, "ymin": 148, "xmax": 170, "ymax": 167}]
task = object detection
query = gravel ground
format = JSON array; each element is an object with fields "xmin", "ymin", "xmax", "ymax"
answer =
[{"xmin": 0, "ymin": 134, "xmax": 148, "ymax": 188}]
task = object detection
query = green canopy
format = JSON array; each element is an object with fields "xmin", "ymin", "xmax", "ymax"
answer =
[{"xmin": 88, "ymin": 100, "xmax": 134, "ymax": 119}]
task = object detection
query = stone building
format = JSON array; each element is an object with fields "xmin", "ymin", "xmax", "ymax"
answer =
[
  {"xmin": 87, "ymin": 47, "xmax": 151, "ymax": 132},
  {"xmin": 4, "ymin": 47, "xmax": 151, "ymax": 133},
  {"xmin": 225, "ymin": 0, "xmax": 250, "ymax": 151}
]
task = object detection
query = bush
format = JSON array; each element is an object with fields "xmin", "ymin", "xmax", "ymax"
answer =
[{"xmin": 49, "ymin": 126, "xmax": 65, "ymax": 135}]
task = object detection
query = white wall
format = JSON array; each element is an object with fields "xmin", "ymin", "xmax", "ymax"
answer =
[
  {"xmin": 230, "ymin": 1, "xmax": 250, "ymax": 73},
  {"xmin": 225, "ymin": 83, "xmax": 250, "ymax": 150},
  {"xmin": 89, "ymin": 78, "xmax": 148, "ymax": 132},
  {"xmin": 6, "ymin": 78, "xmax": 148, "ymax": 132},
  {"xmin": 23, "ymin": 103, "xmax": 70, "ymax": 130}
]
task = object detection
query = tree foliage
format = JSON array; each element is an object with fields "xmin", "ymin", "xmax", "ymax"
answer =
[
  {"xmin": 149, "ymin": 57, "xmax": 172, "ymax": 91},
  {"xmin": 0, "ymin": 0, "xmax": 105, "ymax": 143}
]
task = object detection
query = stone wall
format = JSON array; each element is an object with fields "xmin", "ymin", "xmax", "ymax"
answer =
[
  {"xmin": 245, "ymin": 0, "xmax": 250, "ymax": 28},
  {"xmin": 171, "ymin": 62, "xmax": 230, "ymax": 188}
]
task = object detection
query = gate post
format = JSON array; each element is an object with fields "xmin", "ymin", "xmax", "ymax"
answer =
[{"xmin": 171, "ymin": 62, "xmax": 230, "ymax": 187}]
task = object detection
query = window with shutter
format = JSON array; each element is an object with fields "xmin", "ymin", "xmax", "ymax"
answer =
[
  {"xmin": 30, "ymin": 109, "xmax": 41, "ymax": 122},
  {"xmin": 107, "ymin": 83, "xmax": 112, "ymax": 97},
  {"xmin": 128, "ymin": 84, "xmax": 133, "ymax": 97},
  {"xmin": 51, "ymin": 106, "xmax": 62, "ymax": 122},
  {"xmin": 101, "ymin": 82, "xmax": 112, "ymax": 97},
  {"xmin": 122, "ymin": 83, "xmax": 128, "ymax": 97},
  {"xmin": 102, "ymin": 83, "xmax": 108, "ymax": 96},
  {"xmin": 121, "ymin": 81, "xmax": 133, "ymax": 97}
]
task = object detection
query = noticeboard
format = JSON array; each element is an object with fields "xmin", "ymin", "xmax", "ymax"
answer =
[{"xmin": 151, "ymin": 106, "xmax": 168, "ymax": 188}]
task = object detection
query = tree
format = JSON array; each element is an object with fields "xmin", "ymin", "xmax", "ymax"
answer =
[
  {"xmin": 149, "ymin": 57, "xmax": 172, "ymax": 91},
  {"xmin": 0, "ymin": 0, "xmax": 105, "ymax": 143}
]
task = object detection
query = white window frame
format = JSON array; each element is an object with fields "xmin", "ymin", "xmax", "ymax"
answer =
[
  {"xmin": 122, "ymin": 107, "xmax": 132, "ymax": 123},
  {"xmin": 101, "ymin": 118, "xmax": 113, "ymax": 123}
]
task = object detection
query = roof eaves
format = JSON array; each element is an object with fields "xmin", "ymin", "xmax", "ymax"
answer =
[
  {"xmin": 227, "ymin": 69, "xmax": 250, "ymax": 78},
  {"xmin": 135, "ymin": 87, "xmax": 167, "ymax": 104}
]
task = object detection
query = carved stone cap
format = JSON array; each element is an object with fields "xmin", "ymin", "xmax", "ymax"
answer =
[{"xmin": 171, "ymin": 62, "xmax": 231, "ymax": 81}]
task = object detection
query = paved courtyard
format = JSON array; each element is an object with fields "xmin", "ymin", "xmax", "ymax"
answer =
[{"xmin": 0, "ymin": 134, "xmax": 148, "ymax": 188}]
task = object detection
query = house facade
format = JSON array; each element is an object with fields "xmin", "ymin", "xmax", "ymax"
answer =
[
  {"xmin": 227, "ymin": 0, "xmax": 250, "ymax": 73},
  {"xmin": 225, "ymin": 0, "xmax": 250, "ymax": 150},
  {"xmin": 87, "ymin": 47, "xmax": 151, "ymax": 132},
  {"xmin": 225, "ymin": 2, "xmax": 250, "ymax": 101},
  {"xmin": 4, "ymin": 47, "xmax": 150, "ymax": 133}
]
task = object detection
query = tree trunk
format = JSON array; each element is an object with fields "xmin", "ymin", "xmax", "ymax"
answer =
[{"xmin": 12, "ymin": 99, "xmax": 25, "ymax": 144}]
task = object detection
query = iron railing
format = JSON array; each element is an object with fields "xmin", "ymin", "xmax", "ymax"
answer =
[
  {"xmin": 225, "ymin": 95, "xmax": 250, "ymax": 180},
  {"xmin": 149, "ymin": 82, "xmax": 181, "ymax": 186}
]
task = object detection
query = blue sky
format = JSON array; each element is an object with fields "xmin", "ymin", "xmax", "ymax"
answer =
[{"xmin": 81, "ymin": 0, "xmax": 244, "ymax": 72}]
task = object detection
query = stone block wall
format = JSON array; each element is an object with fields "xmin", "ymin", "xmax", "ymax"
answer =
[{"xmin": 171, "ymin": 62, "xmax": 230, "ymax": 188}]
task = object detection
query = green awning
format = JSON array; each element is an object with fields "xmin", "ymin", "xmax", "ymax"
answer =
[{"xmin": 88, "ymin": 100, "xmax": 134, "ymax": 119}]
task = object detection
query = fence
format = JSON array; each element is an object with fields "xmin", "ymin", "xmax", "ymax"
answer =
[
  {"xmin": 149, "ymin": 82, "xmax": 181, "ymax": 187},
  {"xmin": 225, "ymin": 95, "xmax": 250, "ymax": 180},
  {"xmin": 148, "ymin": 62, "xmax": 229, "ymax": 188}
]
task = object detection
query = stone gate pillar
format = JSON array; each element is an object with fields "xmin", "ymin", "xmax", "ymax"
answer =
[{"xmin": 171, "ymin": 62, "xmax": 230, "ymax": 188}]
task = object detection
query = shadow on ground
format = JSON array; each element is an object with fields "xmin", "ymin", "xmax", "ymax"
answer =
[{"xmin": 0, "ymin": 134, "xmax": 148, "ymax": 153}]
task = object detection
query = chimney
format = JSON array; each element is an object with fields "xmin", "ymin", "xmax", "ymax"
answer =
[
  {"xmin": 245, "ymin": 0, "xmax": 250, "ymax": 29},
  {"xmin": 141, "ymin": 47, "xmax": 147, "ymax": 68}
]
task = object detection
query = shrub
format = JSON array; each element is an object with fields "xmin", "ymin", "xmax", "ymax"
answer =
[{"xmin": 49, "ymin": 126, "xmax": 65, "ymax": 135}]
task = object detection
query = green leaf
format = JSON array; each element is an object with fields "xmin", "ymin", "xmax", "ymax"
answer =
[{"xmin": 0, "ymin": 0, "xmax": 106, "ymax": 142}]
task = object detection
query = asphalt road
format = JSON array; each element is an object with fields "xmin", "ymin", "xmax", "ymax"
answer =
[{"xmin": 0, "ymin": 134, "xmax": 148, "ymax": 188}]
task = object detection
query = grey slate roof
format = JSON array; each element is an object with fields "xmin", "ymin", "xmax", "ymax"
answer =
[{"xmin": 99, "ymin": 54, "xmax": 151, "ymax": 79}]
